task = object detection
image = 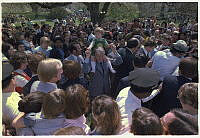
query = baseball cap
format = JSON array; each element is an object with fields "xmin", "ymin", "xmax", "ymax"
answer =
[
  {"xmin": 128, "ymin": 68, "xmax": 160, "ymax": 88},
  {"xmin": 172, "ymin": 41, "xmax": 189, "ymax": 53}
]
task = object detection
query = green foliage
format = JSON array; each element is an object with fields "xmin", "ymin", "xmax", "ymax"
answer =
[
  {"xmin": 106, "ymin": 3, "xmax": 139, "ymax": 22},
  {"xmin": 47, "ymin": 7, "xmax": 70, "ymax": 20}
]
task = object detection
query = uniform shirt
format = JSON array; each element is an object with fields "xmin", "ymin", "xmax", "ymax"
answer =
[
  {"xmin": 151, "ymin": 49, "xmax": 180, "ymax": 81},
  {"xmin": 116, "ymin": 87, "xmax": 160, "ymax": 134},
  {"xmin": 30, "ymin": 81, "xmax": 57, "ymax": 93},
  {"xmin": 2, "ymin": 92, "xmax": 21, "ymax": 126},
  {"xmin": 33, "ymin": 46, "xmax": 52, "ymax": 57}
]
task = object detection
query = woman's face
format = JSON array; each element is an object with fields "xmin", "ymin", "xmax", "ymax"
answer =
[{"xmin": 95, "ymin": 50, "xmax": 105, "ymax": 62}]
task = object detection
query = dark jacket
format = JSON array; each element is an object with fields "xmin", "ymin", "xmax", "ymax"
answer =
[
  {"xmin": 22, "ymin": 75, "xmax": 39, "ymax": 96},
  {"xmin": 115, "ymin": 47, "xmax": 135, "ymax": 79},
  {"xmin": 150, "ymin": 75, "xmax": 192, "ymax": 117},
  {"xmin": 58, "ymin": 77, "xmax": 88, "ymax": 90},
  {"xmin": 49, "ymin": 48, "xmax": 65, "ymax": 60}
]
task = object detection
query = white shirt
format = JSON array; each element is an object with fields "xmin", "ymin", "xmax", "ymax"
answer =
[
  {"xmin": 151, "ymin": 49, "xmax": 180, "ymax": 80},
  {"xmin": 2, "ymin": 92, "xmax": 21, "ymax": 125},
  {"xmin": 116, "ymin": 87, "xmax": 160, "ymax": 134}
]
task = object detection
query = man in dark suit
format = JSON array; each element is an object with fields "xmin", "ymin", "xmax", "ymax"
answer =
[
  {"xmin": 150, "ymin": 57, "xmax": 198, "ymax": 117},
  {"xmin": 49, "ymin": 36, "xmax": 65, "ymax": 60},
  {"xmin": 112, "ymin": 38, "xmax": 140, "ymax": 98}
]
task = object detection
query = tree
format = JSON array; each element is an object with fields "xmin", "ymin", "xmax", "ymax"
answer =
[
  {"xmin": 29, "ymin": 3, "xmax": 39, "ymax": 18},
  {"xmin": 33, "ymin": 2, "xmax": 72, "ymax": 9},
  {"xmin": 83, "ymin": 2, "xmax": 111, "ymax": 24}
]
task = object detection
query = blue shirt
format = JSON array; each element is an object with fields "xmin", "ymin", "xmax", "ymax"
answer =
[
  {"xmin": 30, "ymin": 81, "xmax": 57, "ymax": 93},
  {"xmin": 151, "ymin": 49, "xmax": 180, "ymax": 81},
  {"xmin": 24, "ymin": 112, "xmax": 65, "ymax": 135},
  {"xmin": 33, "ymin": 46, "xmax": 52, "ymax": 57}
]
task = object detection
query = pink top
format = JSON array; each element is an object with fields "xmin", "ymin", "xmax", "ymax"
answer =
[{"xmin": 64, "ymin": 115, "xmax": 90, "ymax": 134}]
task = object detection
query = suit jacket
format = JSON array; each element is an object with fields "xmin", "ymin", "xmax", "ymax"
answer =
[
  {"xmin": 137, "ymin": 47, "xmax": 150, "ymax": 62},
  {"xmin": 150, "ymin": 75, "xmax": 192, "ymax": 117},
  {"xmin": 22, "ymin": 75, "xmax": 39, "ymax": 96},
  {"xmin": 115, "ymin": 47, "xmax": 135, "ymax": 79},
  {"xmin": 58, "ymin": 77, "xmax": 88, "ymax": 90},
  {"xmin": 49, "ymin": 48, "xmax": 65, "ymax": 60}
]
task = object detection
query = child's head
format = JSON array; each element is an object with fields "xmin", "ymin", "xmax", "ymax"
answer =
[
  {"xmin": 42, "ymin": 89, "xmax": 65, "ymax": 119},
  {"xmin": 63, "ymin": 60, "xmax": 81, "ymax": 80},
  {"xmin": 53, "ymin": 126, "xmax": 86, "ymax": 135},
  {"xmin": 18, "ymin": 92, "xmax": 47, "ymax": 114},
  {"xmin": 64, "ymin": 84, "xmax": 89, "ymax": 119},
  {"xmin": 92, "ymin": 95, "xmax": 121, "ymax": 135},
  {"xmin": 94, "ymin": 27, "xmax": 104, "ymax": 39},
  {"xmin": 40, "ymin": 36, "xmax": 50, "ymax": 49},
  {"xmin": 27, "ymin": 53, "xmax": 46, "ymax": 74},
  {"xmin": 9, "ymin": 51, "xmax": 28, "ymax": 70},
  {"xmin": 131, "ymin": 107, "xmax": 163, "ymax": 135},
  {"xmin": 37, "ymin": 58, "xmax": 63, "ymax": 83}
]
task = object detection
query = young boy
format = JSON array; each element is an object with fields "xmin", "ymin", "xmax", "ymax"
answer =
[{"xmin": 88, "ymin": 27, "xmax": 116, "ymax": 74}]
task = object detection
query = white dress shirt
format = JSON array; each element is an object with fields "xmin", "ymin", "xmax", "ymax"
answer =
[{"xmin": 116, "ymin": 87, "xmax": 160, "ymax": 134}]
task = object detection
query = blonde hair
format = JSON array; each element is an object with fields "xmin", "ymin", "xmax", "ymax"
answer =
[
  {"xmin": 94, "ymin": 27, "xmax": 104, "ymax": 34},
  {"xmin": 37, "ymin": 58, "xmax": 62, "ymax": 82}
]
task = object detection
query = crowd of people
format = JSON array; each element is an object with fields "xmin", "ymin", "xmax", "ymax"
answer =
[{"xmin": 2, "ymin": 15, "xmax": 198, "ymax": 136}]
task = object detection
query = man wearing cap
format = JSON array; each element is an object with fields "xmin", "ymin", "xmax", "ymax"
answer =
[
  {"xmin": 112, "ymin": 38, "xmax": 140, "ymax": 98},
  {"xmin": 116, "ymin": 68, "xmax": 160, "ymax": 134},
  {"xmin": 2, "ymin": 55, "xmax": 21, "ymax": 128},
  {"xmin": 147, "ymin": 40, "xmax": 189, "ymax": 81}
]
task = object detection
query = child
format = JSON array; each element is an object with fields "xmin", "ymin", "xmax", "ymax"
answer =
[
  {"xmin": 12, "ymin": 89, "xmax": 66, "ymax": 135},
  {"xmin": 90, "ymin": 95, "xmax": 121, "ymax": 135},
  {"xmin": 63, "ymin": 84, "xmax": 90, "ymax": 134},
  {"xmin": 9, "ymin": 51, "xmax": 31, "ymax": 94},
  {"xmin": 88, "ymin": 27, "xmax": 116, "ymax": 74}
]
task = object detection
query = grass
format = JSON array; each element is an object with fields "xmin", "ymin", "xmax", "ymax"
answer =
[{"xmin": 14, "ymin": 20, "xmax": 55, "ymax": 27}]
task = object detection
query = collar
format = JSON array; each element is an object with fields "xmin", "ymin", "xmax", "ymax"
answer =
[
  {"xmin": 2, "ymin": 92, "xmax": 20, "ymax": 98},
  {"xmin": 40, "ymin": 81, "xmax": 57, "ymax": 88},
  {"xmin": 126, "ymin": 47, "xmax": 134, "ymax": 55},
  {"xmin": 15, "ymin": 69, "xmax": 25, "ymax": 75},
  {"xmin": 141, "ymin": 45, "xmax": 148, "ymax": 56},
  {"xmin": 71, "ymin": 54, "xmax": 78, "ymax": 59},
  {"xmin": 128, "ymin": 89, "xmax": 141, "ymax": 105},
  {"xmin": 64, "ymin": 115, "xmax": 86, "ymax": 124}
]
